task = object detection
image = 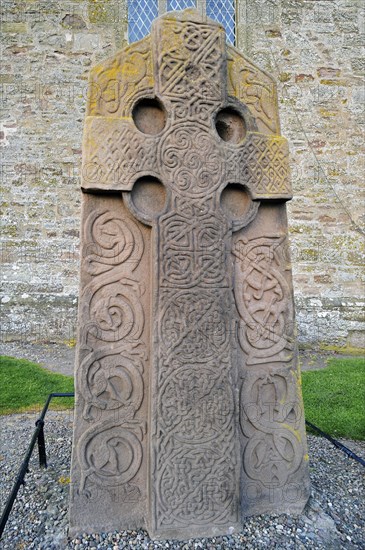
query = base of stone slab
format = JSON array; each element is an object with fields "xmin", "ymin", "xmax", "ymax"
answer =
[
  {"xmin": 68, "ymin": 504, "xmax": 311, "ymax": 541},
  {"xmin": 68, "ymin": 489, "xmax": 310, "ymax": 540},
  {"xmin": 146, "ymin": 521, "xmax": 242, "ymax": 541},
  {"xmin": 68, "ymin": 501, "xmax": 147, "ymax": 538},
  {"xmin": 241, "ymin": 494, "xmax": 311, "ymax": 521}
]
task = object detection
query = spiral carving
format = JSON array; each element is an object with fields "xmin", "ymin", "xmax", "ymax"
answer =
[
  {"xmin": 83, "ymin": 211, "xmax": 144, "ymax": 276},
  {"xmin": 159, "ymin": 125, "xmax": 223, "ymax": 198}
]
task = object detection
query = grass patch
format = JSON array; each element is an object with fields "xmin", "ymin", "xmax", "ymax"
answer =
[
  {"xmin": 0, "ymin": 356, "xmax": 74, "ymax": 415},
  {"xmin": 1, "ymin": 355, "xmax": 364, "ymax": 441},
  {"xmin": 302, "ymin": 357, "xmax": 365, "ymax": 440}
]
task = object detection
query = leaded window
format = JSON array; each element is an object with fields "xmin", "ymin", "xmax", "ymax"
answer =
[
  {"xmin": 128, "ymin": 0, "xmax": 236, "ymax": 45},
  {"xmin": 128, "ymin": 0, "xmax": 159, "ymax": 43},
  {"xmin": 207, "ymin": 0, "xmax": 235, "ymax": 45},
  {"xmin": 167, "ymin": 0, "xmax": 196, "ymax": 10}
]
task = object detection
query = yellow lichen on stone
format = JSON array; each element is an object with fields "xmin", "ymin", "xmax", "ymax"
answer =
[
  {"xmin": 279, "ymin": 72, "xmax": 291, "ymax": 82},
  {"xmin": 320, "ymin": 79, "xmax": 348, "ymax": 86},
  {"xmin": 87, "ymin": 0, "xmax": 117, "ymax": 25},
  {"xmin": 319, "ymin": 108, "xmax": 338, "ymax": 117},
  {"xmin": 87, "ymin": 36, "xmax": 154, "ymax": 117},
  {"xmin": 319, "ymin": 343, "xmax": 365, "ymax": 356},
  {"xmin": 58, "ymin": 476, "xmax": 71, "ymax": 484}
]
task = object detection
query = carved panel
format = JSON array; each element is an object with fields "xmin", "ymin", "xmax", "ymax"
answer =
[
  {"xmin": 70, "ymin": 198, "xmax": 150, "ymax": 534},
  {"xmin": 233, "ymin": 235, "xmax": 294, "ymax": 365},
  {"xmin": 78, "ymin": 419, "xmax": 144, "ymax": 493},
  {"xmin": 232, "ymin": 211, "xmax": 310, "ymax": 515},
  {"xmin": 88, "ymin": 38, "xmax": 154, "ymax": 118},
  {"xmin": 239, "ymin": 366, "xmax": 307, "ymax": 513},
  {"xmin": 225, "ymin": 134, "xmax": 292, "ymax": 199},
  {"xmin": 152, "ymin": 190, "xmax": 240, "ymax": 534},
  {"xmin": 159, "ymin": 125, "xmax": 225, "ymax": 196},
  {"xmin": 154, "ymin": 16, "xmax": 225, "ymax": 103},
  {"xmin": 82, "ymin": 210, "xmax": 143, "ymax": 275},
  {"xmin": 227, "ymin": 47, "xmax": 280, "ymax": 135},
  {"xmin": 159, "ymin": 207, "xmax": 229, "ymax": 288},
  {"xmin": 82, "ymin": 119, "xmax": 158, "ymax": 192},
  {"xmin": 154, "ymin": 360, "xmax": 237, "ymax": 530}
]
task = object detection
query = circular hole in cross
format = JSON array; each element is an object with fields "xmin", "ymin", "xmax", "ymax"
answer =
[
  {"xmin": 130, "ymin": 176, "xmax": 167, "ymax": 221},
  {"xmin": 221, "ymin": 183, "xmax": 252, "ymax": 221},
  {"xmin": 132, "ymin": 98, "xmax": 166, "ymax": 135},
  {"xmin": 215, "ymin": 107, "xmax": 246, "ymax": 143}
]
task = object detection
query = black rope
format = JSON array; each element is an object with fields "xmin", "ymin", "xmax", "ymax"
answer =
[{"xmin": 306, "ymin": 420, "xmax": 365, "ymax": 467}]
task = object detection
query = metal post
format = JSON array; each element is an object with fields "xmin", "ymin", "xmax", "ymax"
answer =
[
  {"xmin": 0, "ymin": 392, "xmax": 75, "ymax": 539},
  {"xmin": 36, "ymin": 420, "xmax": 47, "ymax": 468}
]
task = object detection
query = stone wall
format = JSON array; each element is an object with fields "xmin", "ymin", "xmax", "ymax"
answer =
[
  {"xmin": 1, "ymin": 0, "xmax": 364, "ymax": 349},
  {"xmin": 236, "ymin": 0, "xmax": 365, "ymax": 350}
]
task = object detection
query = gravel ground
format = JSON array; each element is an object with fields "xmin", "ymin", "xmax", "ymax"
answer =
[{"xmin": 0, "ymin": 411, "xmax": 364, "ymax": 549}]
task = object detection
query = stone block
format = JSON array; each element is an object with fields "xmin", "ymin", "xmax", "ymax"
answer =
[
  {"xmin": 347, "ymin": 330, "xmax": 365, "ymax": 349},
  {"xmin": 0, "ymin": 22, "xmax": 28, "ymax": 33},
  {"xmin": 73, "ymin": 33, "xmax": 100, "ymax": 52}
]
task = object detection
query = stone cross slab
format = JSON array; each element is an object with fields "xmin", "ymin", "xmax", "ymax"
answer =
[{"xmin": 70, "ymin": 9, "xmax": 310, "ymax": 541}]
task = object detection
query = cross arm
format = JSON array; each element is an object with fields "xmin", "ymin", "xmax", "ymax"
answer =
[
  {"xmin": 81, "ymin": 117, "xmax": 160, "ymax": 193},
  {"xmin": 225, "ymin": 133, "xmax": 292, "ymax": 201}
]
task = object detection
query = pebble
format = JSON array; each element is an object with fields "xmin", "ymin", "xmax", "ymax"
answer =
[{"xmin": 0, "ymin": 411, "xmax": 364, "ymax": 549}]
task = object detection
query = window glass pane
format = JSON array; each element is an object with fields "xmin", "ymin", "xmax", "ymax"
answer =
[
  {"xmin": 128, "ymin": 1, "xmax": 236, "ymax": 45},
  {"xmin": 128, "ymin": 0, "xmax": 158, "ymax": 42},
  {"xmin": 167, "ymin": 0, "xmax": 196, "ymax": 10},
  {"xmin": 206, "ymin": 0, "xmax": 235, "ymax": 45}
]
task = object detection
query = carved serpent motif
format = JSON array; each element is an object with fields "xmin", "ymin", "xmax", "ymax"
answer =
[{"xmin": 77, "ymin": 210, "xmax": 146, "ymax": 494}]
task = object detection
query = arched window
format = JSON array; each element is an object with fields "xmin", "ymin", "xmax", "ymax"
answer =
[{"xmin": 128, "ymin": 1, "xmax": 236, "ymax": 45}]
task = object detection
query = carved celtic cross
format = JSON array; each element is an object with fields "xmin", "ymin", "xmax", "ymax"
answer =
[{"xmin": 70, "ymin": 9, "xmax": 310, "ymax": 540}]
